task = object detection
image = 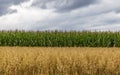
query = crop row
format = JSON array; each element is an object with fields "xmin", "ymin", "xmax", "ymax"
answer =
[{"xmin": 0, "ymin": 31, "xmax": 120, "ymax": 47}]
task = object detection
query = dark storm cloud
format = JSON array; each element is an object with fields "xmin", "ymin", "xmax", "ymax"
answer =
[
  {"xmin": 0, "ymin": 0, "xmax": 28, "ymax": 16},
  {"xmin": 32, "ymin": 0, "xmax": 98, "ymax": 12}
]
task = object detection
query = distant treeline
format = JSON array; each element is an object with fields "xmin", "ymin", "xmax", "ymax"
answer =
[{"xmin": 0, "ymin": 31, "xmax": 120, "ymax": 47}]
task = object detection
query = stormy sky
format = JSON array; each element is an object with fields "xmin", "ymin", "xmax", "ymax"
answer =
[{"xmin": 0, "ymin": 0, "xmax": 120, "ymax": 31}]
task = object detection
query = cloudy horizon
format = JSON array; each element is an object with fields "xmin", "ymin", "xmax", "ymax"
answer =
[{"xmin": 0, "ymin": 0, "xmax": 120, "ymax": 31}]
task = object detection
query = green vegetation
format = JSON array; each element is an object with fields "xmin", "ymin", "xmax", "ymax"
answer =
[{"xmin": 0, "ymin": 31, "xmax": 119, "ymax": 47}]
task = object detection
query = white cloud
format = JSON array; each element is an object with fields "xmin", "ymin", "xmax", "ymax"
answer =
[
  {"xmin": 0, "ymin": 0, "xmax": 58, "ymax": 30},
  {"xmin": 0, "ymin": 0, "xmax": 120, "ymax": 31}
]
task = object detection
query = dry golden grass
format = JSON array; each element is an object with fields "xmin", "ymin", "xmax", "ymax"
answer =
[{"xmin": 0, "ymin": 47, "xmax": 120, "ymax": 75}]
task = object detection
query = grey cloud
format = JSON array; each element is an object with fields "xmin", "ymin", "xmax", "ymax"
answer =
[
  {"xmin": 32, "ymin": 0, "xmax": 98, "ymax": 12},
  {"xmin": 1, "ymin": 0, "xmax": 120, "ymax": 32},
  {"xmin": 0, "ymin": 0, "xmax": 28, "ymax": 16},
  {"xmin": 114, "ymin": 9, "xmax": 120, "ymax": 13}
]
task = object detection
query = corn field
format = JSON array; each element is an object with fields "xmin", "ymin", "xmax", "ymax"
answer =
[
  {"xmin": 0, "ymin": 47, "xmax": 120, "ymax": 75},
  {"xmin": 0, "ymin": 31, "xmax": 120, "ymax": 47}
]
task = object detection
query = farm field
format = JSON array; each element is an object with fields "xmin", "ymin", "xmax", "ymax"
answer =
[
  {"xmin": 0, "ymin": 31, "xmax": 120, "ymax": 47},
  {"xmin": 0, "ymin": 47, "xmax": 120, "ymax": 75}
]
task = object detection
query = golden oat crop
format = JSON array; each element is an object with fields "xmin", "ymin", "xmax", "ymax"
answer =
[{"xmin": 0, "ymin": 47, "xmax": 120, "ymax": 75}]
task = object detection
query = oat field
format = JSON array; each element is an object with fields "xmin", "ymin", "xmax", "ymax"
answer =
[{"xmin": 0, "ymin": 47, "xmax": 120, "ymax": 75}]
